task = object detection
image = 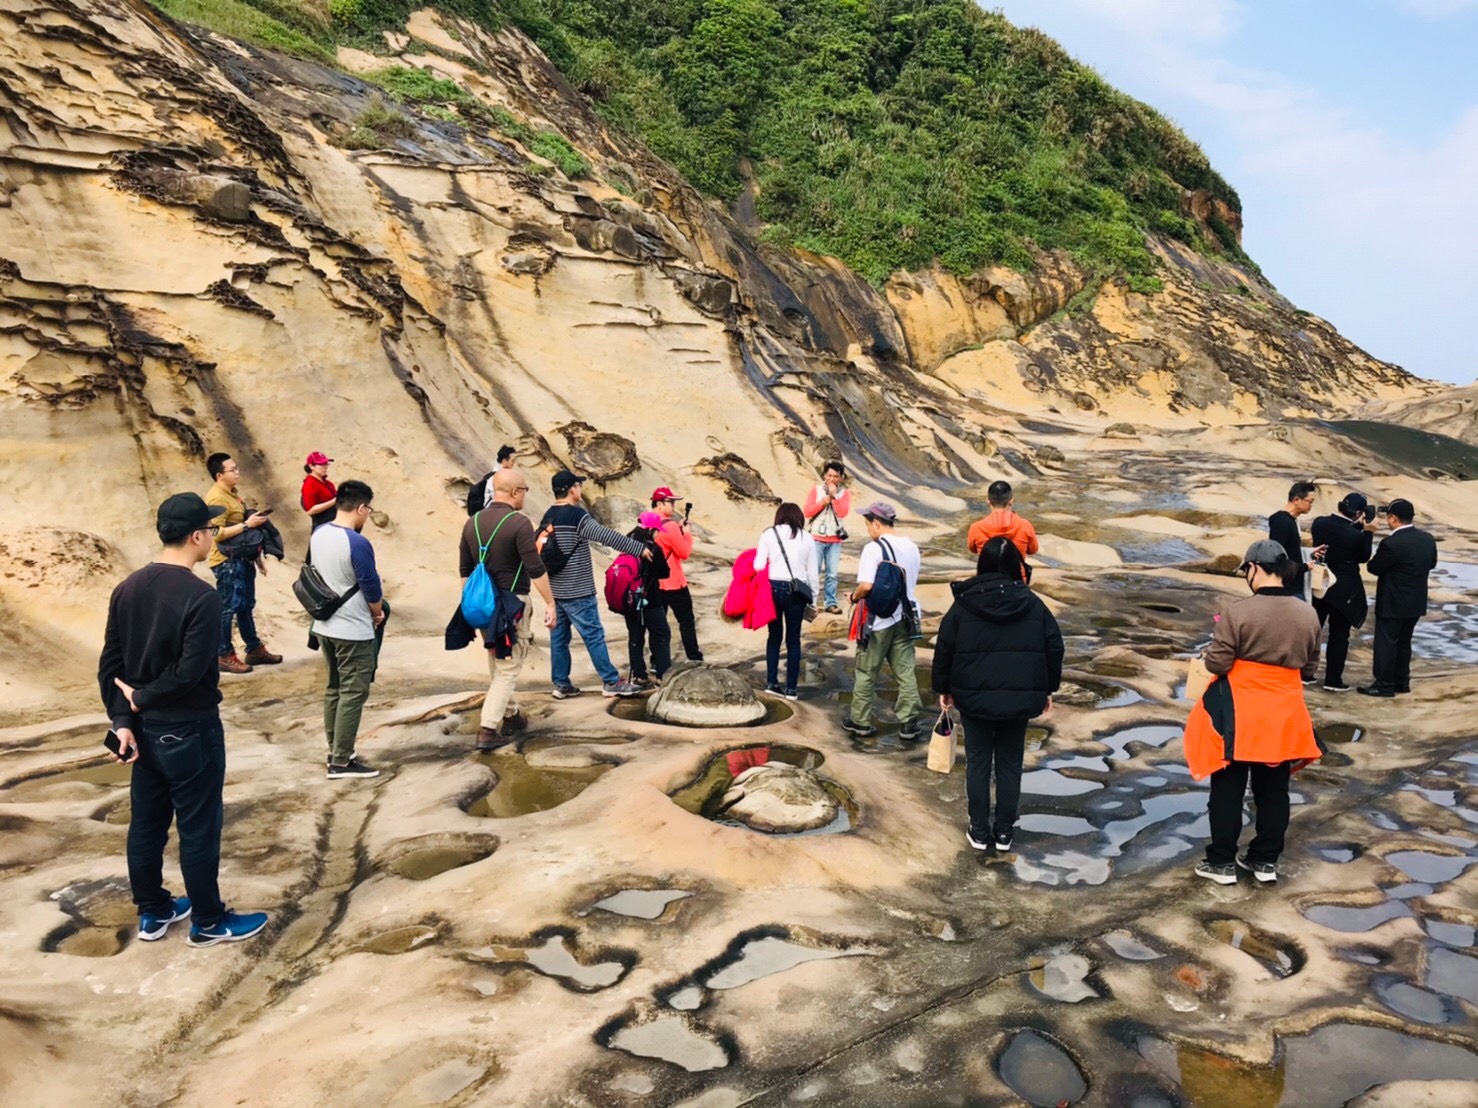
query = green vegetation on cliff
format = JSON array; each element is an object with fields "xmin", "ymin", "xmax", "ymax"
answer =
[{"xmin": 149, "ymin": 0, "xmax": 1243, "ymax": 290}]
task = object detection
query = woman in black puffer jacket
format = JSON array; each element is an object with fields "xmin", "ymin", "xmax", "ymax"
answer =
[{"xmin": 933, "ymin": 537, "xmax": 1064, "ymax": 853}]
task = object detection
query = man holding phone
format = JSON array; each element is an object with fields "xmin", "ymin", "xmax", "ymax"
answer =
[
  {"xmin": 205, "ymin": 451, "xmax": 281, "ymax": 674},
  {"xmin": 98, "ymin": 492, "xmax": 269, "ymax": 947},
  {"xmin": 651, "ymin": 487, "xmax": 703, "ymax": 663}
]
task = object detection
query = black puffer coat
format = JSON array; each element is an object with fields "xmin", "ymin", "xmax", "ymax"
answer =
[{"xmin": 932, "ymin": 572, "xmax": 1064, "ymax": 720}]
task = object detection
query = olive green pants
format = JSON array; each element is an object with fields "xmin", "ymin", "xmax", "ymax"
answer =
[
  {"xmin": 852, "ymin": 621, "xmax": 922, "ymax": 728},
  {"xmin": 322, "ymin": 635, "xmax": 376, "ymax": 765}
]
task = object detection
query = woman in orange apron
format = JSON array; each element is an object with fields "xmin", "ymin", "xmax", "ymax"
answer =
[{"xmin": 1184, "ymin": 540, "xmax": 1323, "ymax": 885}]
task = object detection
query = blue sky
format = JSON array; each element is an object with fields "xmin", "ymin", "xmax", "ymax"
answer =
[{"xmin": 988, "ymin": 0, "xmax": 1478, "ymax": 385}]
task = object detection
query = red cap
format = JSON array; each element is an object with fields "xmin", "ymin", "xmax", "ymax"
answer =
[
  {"xmin": 306, "ymin": 451, "xmax": 333, "ymax": 466},
  {"xmin": 651, "ymin": 486, "xmax": 680, "ymax": 502}
]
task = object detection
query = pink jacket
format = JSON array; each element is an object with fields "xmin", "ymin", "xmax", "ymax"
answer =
[{"xmin": 724, "ymin": 548, "xmax": 778, "ymax": 630}]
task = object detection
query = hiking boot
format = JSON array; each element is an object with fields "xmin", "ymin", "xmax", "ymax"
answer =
[
  {"xmin": 602, "ymin": 680, "xmax": 642, "ymax": 698},
  {"xmin": 1195, "ymin": 861, "xmax": 1238, "ymax": 885},
  {"xmin": 994, "ymin": 832, "xmax": 1013, "ymax": 853},
  {"xmin": 139, "ymin": 897, "xmax": 191, "ymax": 942},
  {"xmin": 218, "ymin": 652, "xmax": 253, "ymax": 675},
  {"xmin": 1237, "ymin": 854, "xmax": 1279, "ymax": 883},
  {"xmin": 966, "ymin": 828, "xmax": 990, "ymax": 851},
  {"xmin": 1322, "ymin": 680, "xmax": 1351, "ymax": 692},
  {"xmin": 327, "ymin": 756, "xmax": 380, "ymax": 779},
  {"xmin": 187, "ymin": 909, "xmax": 269, "ymax": 948},
  {"xmin": 475, "ymin": 727, "xmax": 507, "ymax": 753},
  {"xmin": 783, "ymin": 686, "xmax": 799, "ymax": 701},
  {"xmin": 841, "ymin": 715, "xmax": 876, "ymax": 737},
  {"xmin": 898, "ymin": 716, "xmax": 923, "ymax": 741},
  {"xmin": 244, "ymin": 645, "xmax": 283, "ymax": 666},
  {"xmin": 551, "ymin": 684, "xmax": 583, "ymax": 699},
  {"xmin": 500, "ymin": 712, "xmax": 529, "ymax": 735}
]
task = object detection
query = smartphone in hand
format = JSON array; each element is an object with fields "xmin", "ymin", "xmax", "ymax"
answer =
[{"xmin": 104, "ymin": 730, "xmax": 127, "ymax": 759}]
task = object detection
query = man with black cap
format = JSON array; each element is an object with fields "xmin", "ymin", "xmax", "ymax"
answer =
[
  {"xmin": 98, "ymin": 493, "xmax": 269, "ymax": 947},
  {"xmin": 843, "ymin": 501, "xmax": 923, "ymax": 739},
  {"xmin": 537, "ymin": 470, "xmax": 653, "ymax": 698},
  {"xmin": 1360, "ymin": 498, "xmax": 1439, "ymax": 698},
  {"xmin": 1309, "ymin": 493, "xmax": 1378, "ymax": 691}
]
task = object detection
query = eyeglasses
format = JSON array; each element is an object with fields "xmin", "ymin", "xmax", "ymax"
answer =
[{"xmin": 206, "ymin": 525, "xmax": 221, "ymax": 535}]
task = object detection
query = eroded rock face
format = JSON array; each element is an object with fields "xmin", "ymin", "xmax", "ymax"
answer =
[
  {"xmin": 648, "ymin": 667, "xmax": 766, "ymax": 727},
  {"xmin": 720, "ymin": 764, "xmax": 838, "ymax": 833}
]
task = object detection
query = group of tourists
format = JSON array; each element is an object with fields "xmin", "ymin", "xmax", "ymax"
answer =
[{"xmin": 96, "ymin": 448, "xmax": 1441, "ymax": 946}]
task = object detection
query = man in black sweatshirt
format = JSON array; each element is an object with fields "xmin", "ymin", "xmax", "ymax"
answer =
[{"xmin": 98, "ymin": 492, "xmax": 269, "ymax": 948}]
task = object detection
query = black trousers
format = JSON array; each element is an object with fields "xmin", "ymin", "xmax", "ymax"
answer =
[
  {"xmin": 623, "ymin": 598, "xmax": 672, "ymax": 681},
  {"xmin": 960, "ymin": 715, "xmax": 1028, "ymax": 838},
  {"xmin": 664, "ymin": 586, "xmax": 703, "ymax": 661},
  {"xmin": 766, "ymin": 585, "xmax": 807, "ymax": 689},
  {"xmin": 1206, "ymin": 760, "xmax": 1291, "ymax": 865},
  {"xmin": 127, "ymin": 716, "xmax": 227, "ymax": 929},
  {"xmin": 1371, "ymin": 616, "xmax": 1417, "ymax": 692},
  {"xmin": 1317, "ymin": 605, "xmax": 1354, "ymax": 685}
]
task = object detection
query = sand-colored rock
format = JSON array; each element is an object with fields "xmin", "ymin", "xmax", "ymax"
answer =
[
  {"xmin": 720, "ymin": 764, "xmax": 839, "ymax": 833},
  {"xmin": 648, "ymin": 666, "xmax": 766, "ymax": 727}
]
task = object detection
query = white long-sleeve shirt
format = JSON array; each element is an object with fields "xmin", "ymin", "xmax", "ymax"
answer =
[{"xmin": 754, "ymin": 525, "xmax": 819, "ymax": 600}]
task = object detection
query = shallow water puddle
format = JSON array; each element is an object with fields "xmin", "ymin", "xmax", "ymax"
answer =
[
  {"xmin": 1205, "ymin": 918, "xmax": 1302, "ymax": 978},
  {"xmin": 1424, "ymin": 919, "xmax": 1476, "ymax": 947},
  {"xmin": 996, "ymin": 1029, "xmax": 1088, "ymax": 1106},
  {"xmin": 1373, "ymin": 975, "xmax": 1462, "ymax": 1024},
  {"xmin": 1315, "ymin": 723, "xmax": 1363, "ymax": 744},
  {"xmin": 1427, "ymin": 947, "xmax": 1478, "ymax": 1005},
  {"xmin": 590, "ymin": 889, "xmax": 692, "ymax": 920},
  {"xmin": 44, "ymin": 924, "xmax": 127, "ymax": 957},
  {"xmin": 467, "ymin": 754, "xmax": 610, "ymax": 817},
  {"xmin": 665, "ymin": 985, "xmax": 703, "ymax": 1011},
  {"xmin": 1302, "ymin": 899, "xmax": 1412, "ymax": 932},
  {"xmin": 1018, "ymin": 814, "xmax": 1096, "ymax": 837},
  {"xmin": 1025, "ymin": 952, "xmax": 1098, "ymax": 1002},
  {"xmin": 667, "ymin": 745, "xmax": 856, "ymax": 836},
  {"xmin": 385, "ymin": 835, "xmax": 497, "ymax": 880},
  {"xmin": 1101, "ymin": 929, "xmax": 1163, "ymax": 961},
  {"xmin": 603, "ymin": 1015, "xmax": 731, "ymax": 1071},
  {"xmin": 478, "ymin": 933, "xmax": 630, "ymax": 991},
  {"xmin": 704, "ymin": 936, "xmax": 861, "ymax": 990},
  {"xmin": 1139, "ymin": 1022, "xmax": 1478, "ymax": 1106},
  {"xmin": 1383, "ymin": 850, "xmax": 1476, "ymax": 885},
  {"xmin": 357, "ymin": 925, "xmax": 439, "ymax": 955},
  {"xmin": 1020, "ymin": 769, "xmax": 1104, "ymax": 797},
  {"xmin": 1012, "ymin": 850, "xmax": 1112, "ymax": 887}
]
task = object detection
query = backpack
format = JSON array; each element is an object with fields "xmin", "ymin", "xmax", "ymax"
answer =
[
  {"xmin": 604, "ymin": 553, "xmax": 645, "ymax": 615},
  {"xmin": 462, "ymin": 512, "xmax": 515, "ymax": 629},
  {"xmin": 466, "ymin": 472, "xmax": 493, "ymax": 518},
  {"xmin": 867, "ymin": 538, "xmax": 907, "ymax": 618},
  {"xmin": 536, "ymin": 509, "xmax": 581, "ymax": 577},
  {"xmin": 293, "ymin": 563, "xmax": 360, "ymax": 620}
]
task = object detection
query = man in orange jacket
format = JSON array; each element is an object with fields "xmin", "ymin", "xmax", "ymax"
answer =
[
  {"xmin": 652, "ymin": 487, "xmax": 703, "ymax": 662},
  {"xmin": 967, "ymin": 481, "xmax": 1040, "ymax": 566}
]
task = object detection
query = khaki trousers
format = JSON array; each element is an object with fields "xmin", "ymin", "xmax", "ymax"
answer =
[{"xmin": 481, "ymin": 634, "xmax": 530, "ymax": 729}]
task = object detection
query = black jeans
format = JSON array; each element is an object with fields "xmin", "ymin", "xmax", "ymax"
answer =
[
  {"xmin": 623, "ymin": 597, "xmax": 672, "ymax": 681},
  {"xmin": 960, "ymin": 715, "xmax": 1028, "ymax": 838},
  {"xmin": 664, "ymin": 586, "xmax": 703, "ymax": 661},
  {"xmin": 1316, "ymin": 602, "xmax": 1354, "ymax": 685},
  {"xmin": 1371, "ymin": 616, "xmax": 1418, "ymax": 692},
  {"xmin": 127, "ymin": 716, "xmax": 227, "ymax": 929},
  {"xmin": 766, "ymin": 583, "xmax": 807, "ymax": 689},
  {"xmin": 1206, "ymin": 760, "xmax": 1291, "ymax": 865}
]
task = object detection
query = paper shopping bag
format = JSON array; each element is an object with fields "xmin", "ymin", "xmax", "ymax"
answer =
[
  {"xmin": 926, "ymin": 710, "xmax": 956, "ymax": 774},
  {"xmin": 1184, "ymin": 657, "xmax": 1214, "ymax": 703}
]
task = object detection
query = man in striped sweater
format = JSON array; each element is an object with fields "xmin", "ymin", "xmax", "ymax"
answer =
[{"xmin": 538, "ymin": 470, "xmax": 653, "ymax": 698}]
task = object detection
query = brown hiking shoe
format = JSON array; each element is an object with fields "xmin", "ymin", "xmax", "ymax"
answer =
[
  {"xmin": 244, "ymin": 645, "xmax": 283, "ymax": 666},
  {"xmin": 475, "ymin": 726, "xmax": 508, "ymax": 752},
  {"xmin": 219, "ymin": 653, "xmax": 253, "ymax": 675},
  {"xmin": 500, "ymin": 712, "xmax": 529, "ymax": 735}
]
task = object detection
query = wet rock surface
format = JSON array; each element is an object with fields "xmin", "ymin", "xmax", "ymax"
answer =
[{"xmin": 647, "ymin": 667, "xmax": 768, "ymax": 727}]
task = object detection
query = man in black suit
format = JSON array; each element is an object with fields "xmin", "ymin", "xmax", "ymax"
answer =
[
  {"xmin": 1359, "ymin": 498, "xmax": 1439, "ymax": 697},
  {"xmin": 1311, "ymin": 492, "xmax": 1377, "ymax": 691}
]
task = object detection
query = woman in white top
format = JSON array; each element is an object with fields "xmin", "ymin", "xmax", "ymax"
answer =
[{"xmin": 754, "ymin": 502, "xmax": 820, "ymax": 699}]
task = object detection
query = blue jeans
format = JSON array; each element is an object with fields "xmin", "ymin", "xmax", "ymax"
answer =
[
  {"xmin": 213, "ymin": 559, "xmax": 260, "ymax": 657},
  {"xmin": 766, "ymin": 582, "xmax": 808, "ymax": 690},
  {"xmin": 127, "ymin": 717, "xmax": 227, "ymax": 929},
  {"xmin": 550, "ymin": 593, "xmax": 620, "ymax": 687},
  {"xmin": 818, "ymin": 541, "xmax": 842, "ymax": 608}
]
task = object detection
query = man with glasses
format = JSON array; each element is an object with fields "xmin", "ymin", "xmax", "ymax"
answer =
[
  {"xmin": 205, "ymin": 452, "xmax": 281, "ymax": 674},
  {"xmin": 1267, "ymin": 480, "xmax": 1322, "ymax": 607},
  {"xmin": 460, "ymin": 469, "xmax": 558, "ymax": 750},
  {"xmin": 98, "ymin": 492, "xmax": 270, "ymax": 947}
]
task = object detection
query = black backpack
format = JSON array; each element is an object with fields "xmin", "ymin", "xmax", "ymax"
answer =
[
  {"xmin": 867, "ymin": 538, "xmax": 907, "ymax": 619},
  {"xmin": 466, "ymin": 472, "xmax": 493, "ymax": 517}
]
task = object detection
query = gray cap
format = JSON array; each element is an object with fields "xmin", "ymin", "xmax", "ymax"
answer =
[
  {"xmin": 1240, "ymin": 539, "xmax": 1287, "ymax": 569},
  {"xmin": 861, "ymin": 500, "xmax": 897, "ymax": 524}
]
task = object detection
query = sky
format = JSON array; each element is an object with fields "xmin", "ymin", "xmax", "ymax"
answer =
[{"xmin": 988, "ymin": 0, "xmax": 1478, "ymax": 385}]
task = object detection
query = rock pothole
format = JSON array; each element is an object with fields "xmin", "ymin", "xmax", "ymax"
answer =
[{"xmin": 382, "ymin": 834, "xmax": 498, "ymax": 881}]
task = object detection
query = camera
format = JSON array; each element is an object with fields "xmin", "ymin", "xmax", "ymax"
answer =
[
  {"xmin": 684, "ymin": 501, "xmax": 692, "ymax": 520},
  {"xmin": 1360, "ymin": 504, "xmax": 1377, "ymax": 523},
  {"xmin": 1375, "ymin": 505, "xmax": 1389, "ymax": 517},
  {"xmin": 836, "ymin": 527, "xmax": 849, "ymax": 542}
]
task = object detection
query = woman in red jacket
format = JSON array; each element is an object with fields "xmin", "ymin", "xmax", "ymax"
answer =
[{"xmin": 301, "ymin": 451, "xmax": 337, "ymax": 531}]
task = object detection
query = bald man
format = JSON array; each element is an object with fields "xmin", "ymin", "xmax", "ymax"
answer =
[{"xmin": 459, "ymin": 469, "xmax": 556, "ymax": 751}]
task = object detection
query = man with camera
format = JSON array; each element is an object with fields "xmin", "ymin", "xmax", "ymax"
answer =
[
  {"xmin": 1310, "ymin": 493, "xmax": 1379, "ymax": 691},
  {"xmin": 651, "ymin": 487, "xmax": 703, "ymax": 662},
  {"xmin": 1359, "ymin": 499, "xmax": 1439, "ymax": 698},
  {"xmin": 205, "ymin": 452, "xmax": 281, "ymax": 675},
  {"xmin": 803, "ymin": 460, "xmax": 851, "ymax": 614}
]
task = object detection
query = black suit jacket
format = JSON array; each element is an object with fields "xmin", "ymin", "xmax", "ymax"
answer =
[
  {"xmin": 1368, "ymin": 526, "xmax": 1438, "ymax": 619},
  {"xmin": 1311, "ymin": 513, "xmax": 1373, "ymax": 626}
]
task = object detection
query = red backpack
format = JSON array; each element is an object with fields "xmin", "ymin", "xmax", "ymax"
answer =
[{"xmin": 604, "ymin": 553, "xmax": 645, "ymax": 615}]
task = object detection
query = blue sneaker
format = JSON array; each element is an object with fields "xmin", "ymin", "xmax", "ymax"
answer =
[
  {"xmin": 187, "ymin": 909, "xmax": 269, "ymax": 948},
  {"xmin": 139, "ymin": 897, "xmax": 191, "ymax": 941}
]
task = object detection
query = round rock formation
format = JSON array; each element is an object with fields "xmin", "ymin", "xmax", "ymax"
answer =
[
  {"xmin": 647, "ymin": 666, "xmax": 766, "ymax": 727},
  {"xmin": 719, "ymin": 765, "xmax": 838, "ymax": 833}
]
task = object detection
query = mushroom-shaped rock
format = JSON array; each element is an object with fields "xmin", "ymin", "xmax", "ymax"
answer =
[
  {"xmin": 648, "ymin": 666, "xmax": 766, "ymax": 727},
  {"xmin": 720, "ymin": 764, "xmax": 838, "ymax": 833}
]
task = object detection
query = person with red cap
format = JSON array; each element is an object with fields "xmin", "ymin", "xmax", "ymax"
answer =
[
  {"xmin": 301, "ymin": 452, "xmax": 337, "ymax": 532},
  {"xmin": 651, "ymin": 486, "xmax": 703, "ymax": 662}
]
